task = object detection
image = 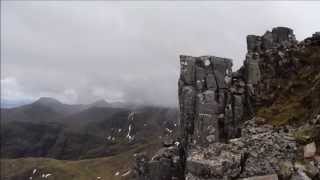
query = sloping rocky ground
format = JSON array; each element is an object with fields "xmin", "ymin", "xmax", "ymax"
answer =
[{"xmin": 133, "ymin": 27, "xmax": 320, "ymax": 180}]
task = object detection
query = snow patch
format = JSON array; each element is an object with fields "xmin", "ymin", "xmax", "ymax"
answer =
[
  {"xmin": 126, "ymin": 124, "xmax": 134, "ymax": 141},
  {"xmin": 44, "ymin": 174, "xmax": 52, "ymax": 178},
  {"xmin": 121, "ymin": 170, "xmax": 131, "ymax": 177},
  {"xmin": 204, "ymin": 59, "xmax": 211, "ymax": 66},
  {"xmin": 165, "ymin": 128, "xmax": 173, "ymax": 134}
]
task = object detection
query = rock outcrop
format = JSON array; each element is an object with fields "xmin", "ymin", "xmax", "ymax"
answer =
[
  {"xmin": 134, "ymin": 27, "xmax": 320, "ymax": 180},
  {"xmin": 132, "ymin": 144, "xmax": 184, "ymax": 180},
  {"xmin": 179, "ymin": 55, "xmax": 243, "ymax": 145}
]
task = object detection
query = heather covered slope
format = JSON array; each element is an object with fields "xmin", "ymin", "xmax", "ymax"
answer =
[{"xmin": 1, "ymin": 140, "xmax": 160, "ymax": 180}]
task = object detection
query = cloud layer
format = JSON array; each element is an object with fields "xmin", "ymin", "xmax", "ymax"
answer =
[{"xmin": 2, "ymin": 1, "xmax": 320, "ymax": 107}]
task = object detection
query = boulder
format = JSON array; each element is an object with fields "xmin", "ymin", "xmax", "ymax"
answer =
[
  {"xmin": 134, "ymin": 146, "xmax": 184, "ymax": 180},
  {"xmin": 187, "ymin": 144, "xmax": 243, "ymax": 179},
  {"xmin": 290, "ymin": 170, "xmax": 312, "ymax": 180},
  {"xmin": 279, "ymin": 161, "xmax": 294, "ymax": 179},
  {"xmin": 304, "ymin": 142, "xmax": 316, "ymax": 159},
  {"xmin": 304, "ymin": 162, "xmax": 319, "ymax": 178}
]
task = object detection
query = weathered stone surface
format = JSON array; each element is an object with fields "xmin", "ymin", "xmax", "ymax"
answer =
[
  {"xmin": 304, "ymin": 162, "xmax": 319, "ymax": 178},
  {"xmin": 206, "ymin": 73, "xmax": 217, "ymax": 89},
  {"xmin": 262, "ymin": 31, "xmax": 274, "ymax": 50},
  {"xmin": 245, "ymin": 53, "xmax": 261, "ymax": 85},
  {"xmin": 247, "ymin": 35, "xmax": 261, "ymax": 52},
  {"xmin": 185, "ymin": 119, "xmax": 298, "ymax": 179},
  {"xmin": 212, "ymin": 57, "xmax": 232, "ymax": 89},
  {"xmin": 279, "ymin": 161, "xmax": 294, "ymax": 179},
  {"xmin": 239, "ymin": 120, "xmax": 297, "ymax": 177},
  {"xmin": 290, "ymin": 170, "xmax": 312, "ymax": 180},
  {"xmin": 179, "ymin": 55, "xmax": 237, "ymax": 147},
  {"xmin": 133, "ymin": 145, "xmax": 184, "ymax": 180},
  {"xmin": 304, "ymin": 142, "xmax": 316, "ymax": 159},
  {"xmin": 179, "ymin": 85, "xmax": 196, "ymax": 146},
  {"xmin": 187, "ymin": 145, "xmax": 243, "ymax": 179},
  {"xmin": 239, "ymin": 174, "xmax": 278, "ymax": 180},
  {"xmin": 271, "ymin": 27, "xmax": 296, "ymax": 45},
  {"xmin": 180, "ymin": 55, "xmax": 196, "ymax": 85}
]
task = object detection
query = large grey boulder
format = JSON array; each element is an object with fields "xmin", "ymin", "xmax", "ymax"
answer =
[
  {"xmin": 303, "ymin": 142, "xmax": 316, "ymax": 159},
  {"xmin": 133, "ymin": 145, "xmax": 184, "ymax": 180}
]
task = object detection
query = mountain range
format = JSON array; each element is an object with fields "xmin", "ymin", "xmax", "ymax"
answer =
[{"xmin": 1, "ymin": 97, "xmax": 178, "ymax": 179}]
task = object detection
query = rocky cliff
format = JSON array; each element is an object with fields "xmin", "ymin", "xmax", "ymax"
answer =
[{"xmin": 133, "ymin": 27, "xmax": 320, "ymax": 180}]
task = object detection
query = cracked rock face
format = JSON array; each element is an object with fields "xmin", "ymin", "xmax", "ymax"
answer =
[
  {"xmin": 179, "ymin": 55, "xmax": 242, "ymax": 147},
  {"xmin": 244, "ymin": 27, "xmax": 300, "ymax": 107}
]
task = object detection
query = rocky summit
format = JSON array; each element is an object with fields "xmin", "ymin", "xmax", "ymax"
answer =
[{"xmin": 133, "ymin": 27, "xmax": 320, "ymax": 180}]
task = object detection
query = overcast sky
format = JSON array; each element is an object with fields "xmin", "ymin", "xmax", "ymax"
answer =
[{"xmin": 1, "ymin": 1, "xmax": 320, "ymax": 107}]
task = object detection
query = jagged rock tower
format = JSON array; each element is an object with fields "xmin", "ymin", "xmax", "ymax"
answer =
[
  {"xmin": 133, "ymin": 27, "xmax": 320, "ymax": 180},
  {"xmin": 178, "ymin": 55, "xmax": 245, "ymax": 145}
]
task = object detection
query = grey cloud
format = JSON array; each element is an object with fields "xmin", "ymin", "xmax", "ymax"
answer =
[{"xmin": 1, "ymin": 1, "xmax": 320, "ymax": 107}]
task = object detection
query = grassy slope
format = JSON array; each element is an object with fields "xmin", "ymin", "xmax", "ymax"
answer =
[
  {"xmin": 1, "ymin": 141, "xmax": 161, "ymax": 180},
  {"xmin": 256, "ymin": 46, "xmax": 320, "ymax": 126}
]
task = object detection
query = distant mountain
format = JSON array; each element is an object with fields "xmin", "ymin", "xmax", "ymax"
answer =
[
  {"xmin": 89, "ymin": 99, "xmax": 111, "ymax": 108},
  {"xmin": 33, "ymin": 97, "xmax": 87, "ymax": 115},
  {"xmin": 1, "ymin": 97, "xmax": 87, "ymax": 123},
  {"xmin": 1, "ymin": 97, "xmax": 178, "ymax": 160},
  {"xmin": 34, "ymin": 97, "xmax": 63, "ymax": 106},
  {"xmin": 88, "ymin": 99, "xmax": 135, "ymax": 109}
]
